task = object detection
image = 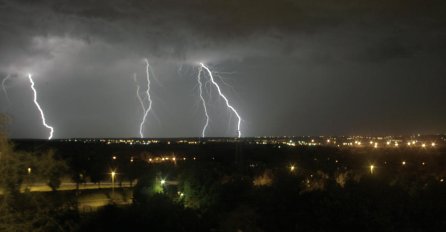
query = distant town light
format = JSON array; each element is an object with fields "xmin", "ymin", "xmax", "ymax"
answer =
[
  {"xmin": 370, "ymin": 165, "xmax": 375, "ymax": 174},
  {"xmin": 402, "ymin": 161, "xmax": 406, "ymax": 166}
]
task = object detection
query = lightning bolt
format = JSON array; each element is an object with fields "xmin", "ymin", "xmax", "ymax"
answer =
[
  {"xmin": 197, "ymin": 66, "xmax": 210, "ymax": 137},
  {"xmin": 2, "ymin": 74, "xmax": 11, "ymax": 103},
  {"xmin": 133, "ymin": 74, "xmax": 146, "ymax": 111},
  {"xmin": 200, "ymin": 63, "xmax": 242, "ymax": 138},
  {"xmin": 27, "ymin": 74, "xmax": 54, "ymax": 140},
  {"xmin": 139, "ymin": 58, "xmax": 153, "ymax": 138},
  {"xmin": 134, "ymin": 73, "xmax": 147, "ymax": 138}
]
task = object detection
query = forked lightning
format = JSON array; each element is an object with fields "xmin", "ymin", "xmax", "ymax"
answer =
[
  {"xmin": 200, "ymin": 63, "xmax": 242, "ymax": 138},
  {"xmin": 138, "ymin": 59, "xmax": 153, "ymax": 138},
  {"xmin": 28, "ymin": 74, "xmax": 54, "ymax": 139},
  {"xmin": 197, "ymin": 66, "xmax": 210, "ymax": 137}
]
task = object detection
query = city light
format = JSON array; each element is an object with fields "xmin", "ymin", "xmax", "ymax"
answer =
[
  {"xmin": 370, "ymin": 165, "xmax": 375, "ymax": 174},
  {"xmin": 402, "ymin": 161, "xmax": 406, "ymax": 166},
  {"xmin": 290, "ymin": 165, "xmax": 296, "ymax": 172}
]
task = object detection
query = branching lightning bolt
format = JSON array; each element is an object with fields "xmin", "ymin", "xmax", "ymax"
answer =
[
  {"xmin": 133, "ymin": 74, "xmax": 146, "ymax": 112},
  {"xmin": 28, "ymin": 74, "xmax": 54, "ymax": 140},
  {"xmin": 139, "ymin": 59, "xmax": 153, "ymax": 138},
  {"xmin": 197, "ymin": 66, "xmax": 210, "ymax": 137},
  {"xmin": 2, "ymin": 74, "xmax": 11, "ymax": 103},
  {"xmin": 200, "ymin": 63, "xmax": 242, "ymax": 138}
]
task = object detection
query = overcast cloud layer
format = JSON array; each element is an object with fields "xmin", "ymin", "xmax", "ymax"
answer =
[{"xmin": 0, "ymin": 0, "xmax": 445, "ymax": 138}]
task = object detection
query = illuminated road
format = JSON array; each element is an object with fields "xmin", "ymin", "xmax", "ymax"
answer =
[{"xmin": 20, "ymin": 181, "xmax": 134, "ymax": 192}]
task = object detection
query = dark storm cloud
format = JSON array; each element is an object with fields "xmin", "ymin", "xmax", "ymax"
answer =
[
  {"xmin": 2, "ymin": 0, "xmax": 445, "ymax": 62},
  {"xmin": 1, "ymin": 0, "xmax": 445, "ymax": 138}
]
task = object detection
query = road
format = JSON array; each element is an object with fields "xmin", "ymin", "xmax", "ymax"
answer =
[{"xmin": 21, "ymin": 181, "xmax": 134, "ymax": 192}]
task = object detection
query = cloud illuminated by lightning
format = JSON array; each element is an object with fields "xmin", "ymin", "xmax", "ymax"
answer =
[
  {"xmin": 2, "ymin": 74, "xmax": 11, "ymax": 103},
  {"xmin": 27, "ymin": 74, "xmax": 54, "ymax": 140},
  {"xmin": 200, "ymin": 63, "xmax": 242, "ymax": 138},
  {"xmin": 197, "ymin": 66, "xmax": 210, "ymax": 137},
  {"xmin": 139, "ymin": 59, "xmax": 153, "ymax": 138}
]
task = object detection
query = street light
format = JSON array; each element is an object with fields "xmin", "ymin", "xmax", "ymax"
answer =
[
  {"xmin": 160, "ymin": 179, "xmax": 166, "ymax": 185},
  {"xmin": 111, "ymin": 171, "xmax": 116, "ymax": 199},
  {"xmin": 370, "ymin": 165, "xmax": 375, "ymax": 174}
]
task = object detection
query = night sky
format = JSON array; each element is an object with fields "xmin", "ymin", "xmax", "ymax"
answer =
[{"xmin": 1, "ymin": 0, "xmax": 445, "ymax": 138}]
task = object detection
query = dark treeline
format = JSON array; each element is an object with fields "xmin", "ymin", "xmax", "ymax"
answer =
[{"xmin": 6, "ymin": 139, "xmax": 446, "ymax": 231}]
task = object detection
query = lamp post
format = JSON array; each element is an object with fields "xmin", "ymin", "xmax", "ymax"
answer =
[{"xmin": 111, "ymin": 171, "xmax": 116, "ymax": 199}]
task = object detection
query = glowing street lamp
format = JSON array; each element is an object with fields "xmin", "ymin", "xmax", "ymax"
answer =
[
  {"xmin": 111, "ymin": 171, "xmax": 116, "ymax": 199},
  {"xmin": 370, "ymin": 165, "xmax": 375, "ymax": 174},
  {"xmin": 160, "ymin": 179, "xmax": 166, "ymax": 185},
  {"xmin": 290, "ymin": 165, "xmax": 296, "ymax": 172}
]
